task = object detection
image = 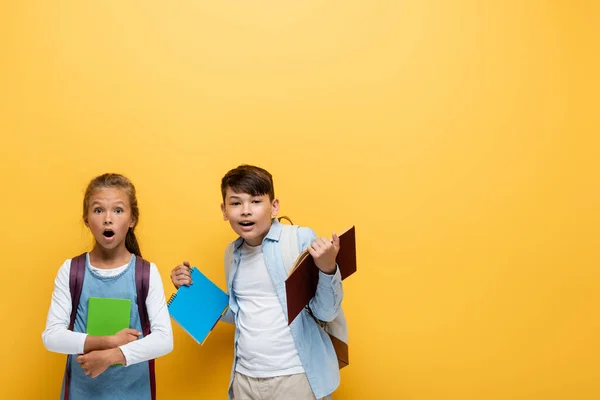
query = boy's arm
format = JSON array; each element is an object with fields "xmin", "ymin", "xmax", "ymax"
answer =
[
  {"xmin": 298, "ymin": 227, "xmax": 344, "ymax": 322},
  {"xmin": 117, "ymin": 263, "xmax": 174, "ymax": 366}
]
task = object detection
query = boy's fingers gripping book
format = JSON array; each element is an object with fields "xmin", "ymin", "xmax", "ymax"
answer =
[
  {"xmin": 285, "ymin": 225, "xmax": 357, "ymax": 324},
  {"xmin": 168, "ymin": 267, "xmax": 229, "ymax": 345}
]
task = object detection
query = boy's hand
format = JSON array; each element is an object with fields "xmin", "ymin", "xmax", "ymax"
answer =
[
  {"xmin": 170, "ymin": 260, "xmax": 192, "ymax": 289},
  {"xmin": 111, "ymin": 328, "xmax": 141, "ymax": 347},
  {"xmin": 308, "ymin": 233, "xmax": 340, "ymax": 275},
  {"xmin": 76, "ymin": 348, "xmax": 125, "ymax": 378}
]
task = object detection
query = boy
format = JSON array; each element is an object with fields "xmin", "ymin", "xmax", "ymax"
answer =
[{"xmin": 171, "ymin": 164, "xmax": 344, "ymax": 400}]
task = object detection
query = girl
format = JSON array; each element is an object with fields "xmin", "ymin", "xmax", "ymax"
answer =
[{"xmin": 43, "ymin": 173, "xmax": 173, "ymax": 399}]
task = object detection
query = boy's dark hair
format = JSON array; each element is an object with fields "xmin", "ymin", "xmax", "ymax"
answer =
[{"xmin": 221, "ymin": 164, "xmax": 275, "ymax": 202}]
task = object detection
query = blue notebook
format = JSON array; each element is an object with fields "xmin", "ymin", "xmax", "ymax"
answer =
[{"xmin": 167, "ymin": 267, "xmax": 230, "ymax": 345}]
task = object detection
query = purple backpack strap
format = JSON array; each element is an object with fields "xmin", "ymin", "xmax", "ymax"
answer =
[
  {"xmin": 135, "ymin": 257, "xmax": 156, "ymax": 400},
  {"xmin": 64, "ymin": 253, "xmax": 86, "ymax": 400},
  {"xmin": 68, "ymin": 254, "xmax": 87, "ymax": 329}
]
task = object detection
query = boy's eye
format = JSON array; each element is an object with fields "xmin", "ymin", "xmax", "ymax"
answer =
[
  {"xmin": 93, "ymin": 208, "xmax": 102, "ymax": 213},
  {"xmin": 252, "ymin": 200, "xmax": 262, "ymax": 204},
  {"xmin": 230, "ymin": 202, "xmax": 240, "ymax": 206},
  {"xmin": 114, "ymin": 208, "xmax": 123, "ymax": 214}
]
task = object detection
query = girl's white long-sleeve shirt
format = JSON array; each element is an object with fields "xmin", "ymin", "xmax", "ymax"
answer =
[{"xmin": 42, "ymin": 258, "xmax": 173, "ymax": 366}]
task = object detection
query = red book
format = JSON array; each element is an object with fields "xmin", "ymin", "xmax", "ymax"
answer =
[{"xmin": 285, "ymin": 226, "xmax": 357, "ymax": 324}]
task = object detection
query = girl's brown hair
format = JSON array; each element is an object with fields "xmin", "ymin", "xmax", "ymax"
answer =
[{"xmin": 83, "ymin": 173, "xmax": 142, "ymax": 257}]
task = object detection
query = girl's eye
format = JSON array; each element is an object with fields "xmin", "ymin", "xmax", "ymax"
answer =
[
  {"xmin": 93, "ymin": 208, "xmax": 102, "ymax": 213},
  {"xmin": 115, "ymin": 208, "xmax": 123, "ymax": 214}
]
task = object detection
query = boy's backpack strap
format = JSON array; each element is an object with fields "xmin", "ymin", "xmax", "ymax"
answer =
[
  {"xmin": 64, "ymin": 253, "xmax": 86, "ymax": 400},
  {"xmin": 280, "ymin": 224, "xmax": 300, "ymax": 276},
  {"xmin": 134, "ymin": 256, "xmax": 156, "ymax": 400}
]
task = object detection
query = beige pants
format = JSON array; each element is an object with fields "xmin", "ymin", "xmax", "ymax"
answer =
[{"xmin": 233, "ymin": 372, "xmax": 320, "ymax": 400}]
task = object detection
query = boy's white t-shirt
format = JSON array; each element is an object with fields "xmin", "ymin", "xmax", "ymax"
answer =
[
  {"xmin": 233, "ymin": 242, "xmax": 304, "ymax": 377},
  {"xmin": 42, "ymin": 258, "xmax": 173, "ymax": 367}
]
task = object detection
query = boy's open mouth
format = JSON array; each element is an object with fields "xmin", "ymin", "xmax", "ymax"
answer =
[
  {"xmin": 103, "ymin": 230, "xmax": 115, "ymax": 238},
  {"xmin": 239, "ymin": 222, "xmax": 254, "ymax": 227}
]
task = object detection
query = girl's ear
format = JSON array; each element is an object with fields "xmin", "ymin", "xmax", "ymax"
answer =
[
  {"xmin": 83, "ymin": 217, "xmax": 89, "ymax": 227},
  {"xmin": 129, "ymin": 218, "xmax": 136, "ymax": 228}
]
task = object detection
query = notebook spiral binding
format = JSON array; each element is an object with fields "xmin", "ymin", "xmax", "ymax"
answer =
[{"xmin": 167, "ymin": 293, "xmax": 177, "ymax": 307}]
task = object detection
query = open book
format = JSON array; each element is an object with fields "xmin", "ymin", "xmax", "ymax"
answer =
[{"xmin": 284, "ymin": 226, "xmax": 356, "ymax": 324}]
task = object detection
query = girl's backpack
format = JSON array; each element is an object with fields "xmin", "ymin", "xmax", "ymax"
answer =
[{"xmin": 63, "ymin": 253, "xmax": 155, "ymax": 400}]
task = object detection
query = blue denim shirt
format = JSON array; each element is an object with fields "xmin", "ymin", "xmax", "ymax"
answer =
[{"xmin": 223, "ymin": 219, "xmax": 344, "ymax": 399}]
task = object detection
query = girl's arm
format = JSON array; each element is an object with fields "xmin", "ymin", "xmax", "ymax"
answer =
[
  {"xmin": 118, "ymin": 263, "xmax": 174, "ymax": 366},
  {"xmin": 42, "ymin": 260, "xmax": 144, "ymax": 354},
  {"xmin": 42, "ymin": 260, "xmax": 89, "ymax": 354}
]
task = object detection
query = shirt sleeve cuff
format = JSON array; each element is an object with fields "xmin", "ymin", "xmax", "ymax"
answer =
[
  {"xmin": 76, "ymin": 333, "xmax": 88, "ymax": 354},
  {"xmin": 318, "ymin": 264, "xmax": 342, "ymax": 285},
  {"xmin": 118, "ymin": 345, "xmax": 131, "ymax": 367}
]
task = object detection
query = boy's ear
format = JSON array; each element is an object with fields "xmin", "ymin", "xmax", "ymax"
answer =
[
  {"xmin": 221, "ymin": 203, "xmax": 228, "ymax": 221},
  {"xmin": 271, "ymin": 198, "xmax": 280, "ymax": 217}
]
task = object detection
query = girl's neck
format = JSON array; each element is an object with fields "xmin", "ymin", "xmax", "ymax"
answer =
[{"xmin": 89, "ymin": 244, "xmax": 132, "ymax": 269}]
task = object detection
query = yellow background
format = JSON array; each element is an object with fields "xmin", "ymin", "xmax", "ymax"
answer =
[{"xmin": 0, "ymin": 1, "xmax": 598, "ymax": 399}]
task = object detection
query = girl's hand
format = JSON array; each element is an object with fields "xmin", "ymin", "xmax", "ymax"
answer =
[
  {"xmin": 111, "ymin": 328, "xmax": 141, "ymax": 347},
  {"xmin": 76, "ymin": 348, "xmax": 125, "ymax": 378},
  {"xmin": 308, "ymin": 233, "xmax": 341, "ymax": 275},
  {"xmin": 170, "ymin": 261, "xmax": 192, "ymax": 289}
]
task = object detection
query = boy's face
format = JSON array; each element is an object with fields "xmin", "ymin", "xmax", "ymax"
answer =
[{"xmin": 221, "ymin": 187, "xmax": 279, "ymax": 247}]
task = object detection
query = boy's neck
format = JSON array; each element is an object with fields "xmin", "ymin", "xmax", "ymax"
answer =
[
  {"xmin": 89, "ymin": 244, "xmax": 132, "ymax": 269},
  {"xmin": 244, "ymin": 238, "xmax": 264, "ymax": 247}
]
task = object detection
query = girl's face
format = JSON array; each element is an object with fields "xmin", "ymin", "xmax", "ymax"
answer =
[{"xmin": 85, "ymin": 187, "xmax": 135, "ymax": 252}]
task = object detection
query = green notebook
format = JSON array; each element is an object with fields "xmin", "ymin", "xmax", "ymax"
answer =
[{"xmin": 87, "ymin": 297, "xmax": 132, "ymax": 336}]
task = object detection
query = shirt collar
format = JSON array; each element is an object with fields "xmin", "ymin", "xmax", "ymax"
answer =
[{"xmin": 233, "ymin": 218, "xmax": 282, "ymax": 250}]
